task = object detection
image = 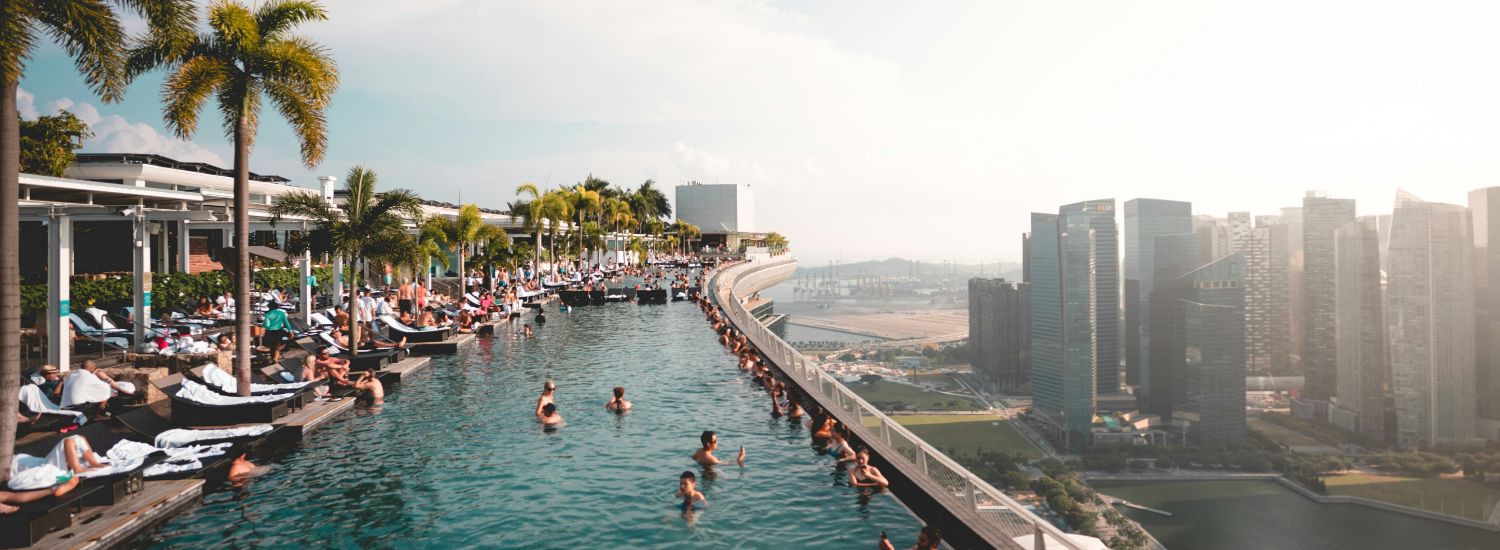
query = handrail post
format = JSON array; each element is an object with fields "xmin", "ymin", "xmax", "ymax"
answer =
[
  {"xmin": 967, "ymin": 476, "xmax": 979, "ymax": 510},
  {"xmin": 918, "ymin": 446, "xmax": 930, "ymax": 476}
]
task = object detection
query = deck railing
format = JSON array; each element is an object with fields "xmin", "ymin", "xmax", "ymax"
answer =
[{"xmin": 710, "ymin": 256, "xmax": 1083, "ymax": 550}]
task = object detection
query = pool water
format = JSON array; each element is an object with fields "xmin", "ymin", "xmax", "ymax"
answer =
[{"xmin": 142, "ymin": 298, "xmax": 922, "ymax": 548}]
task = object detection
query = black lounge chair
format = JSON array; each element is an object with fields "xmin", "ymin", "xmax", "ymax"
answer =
[
  {"xmin": 154, "ymin": 374, "xmax": 291, "ymax": 426},
  {"xmin": 116, "ymin": 407, "xmax": 272, "ymax": 449},
  {"xmin": 298, "ymin": 335, "xmax": 396, "ymax": 372},
  {"xmin": 186, "ymin": 364, "xmax": 321, "ymax": 410},
  {"xmin": 637, "ymin": 289, "xmax": 668, "ymax": 304},
  {"xmin": 380, "ymin": 316, "xmax": 451, "ymax": 343},
  {"xmin": 0, "ymin": 484, "xmax": 101, "ymax": 549}
]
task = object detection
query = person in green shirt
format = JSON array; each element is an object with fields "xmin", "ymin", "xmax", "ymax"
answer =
[{"xmin": 261, "ymin": 301, "xmax": 290, "ymax": 363}]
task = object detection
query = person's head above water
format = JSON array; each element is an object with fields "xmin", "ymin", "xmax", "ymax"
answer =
[
  {"xmin": 700, "ymin": 430, "xmax": 716, "ymax": 450},
  {"xmin": 542, "ymin": 403, "xmax": 557, "ymax": 416},
  {"xmin": 544, "ymin": 380, "xmax": 555, "ymax": 393},
  {"xmin": 916, "ymin": 525, "xmax": 942, "ymax": 549},
  {"xmin": 613, "ymin": 386, "xmax": 625, "ymax": 399}
]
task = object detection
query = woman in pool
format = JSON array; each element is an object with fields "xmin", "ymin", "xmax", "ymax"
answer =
[
  {"xmin": 604, "ymin": 386, "xmax": 632, "ymax": 412},
  {"xmin": 848, "ymin": 447, "xmax": 889, "ymax": 490},
  {"xmin": 785, "ymin": 398, "xmax": 804, "ymax": 421},
  {"xmin": 768, "ymin": 388, "xmax": 783, "ymax": 418},
  {"xmin": 811, "ymin": 412, "xmax": 837, "ymax": 440},
  {"xmin": 826, "ymin": 429, "xmax": 855, "ymax": 464}
]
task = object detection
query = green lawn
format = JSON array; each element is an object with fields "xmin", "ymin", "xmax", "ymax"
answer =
[
  {"xmin": 890, "ymin": 414, "xmax": 1041, "ymax": 460},
  {"xmin": 847, "ymin": 380, "xmax": 982, "ymax": 411},
  {"xmin": 1248, "ymin": 417, "xmax": 1340, "ymax": 452},
  {"xmin": 1325, "ymin": 473, "xmax": 1500, "ymax": 521}
]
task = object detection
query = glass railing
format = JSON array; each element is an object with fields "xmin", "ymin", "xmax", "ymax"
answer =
[{"xmin": 710, "ymin": 256, "xmax": 1085, "ymax": 550}]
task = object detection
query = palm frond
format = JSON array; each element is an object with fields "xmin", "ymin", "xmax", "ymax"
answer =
[
  {"xmin": 161, "ymin": 55, "xmax": 229, "ymax": 139},
  {"xmin": 255, "ymin": 0, "xmax": 327, "ymax": 40},
  {"xmin": 0, "ymin": 2, "xmax": 40, "ymax": 83},
  {"xmin": 36, "ymin": 0, "xmax": 128, "ymax": 102},
  {"xmin": 206, "ymin": 0, "xmax": 258, "ymax": 51}
]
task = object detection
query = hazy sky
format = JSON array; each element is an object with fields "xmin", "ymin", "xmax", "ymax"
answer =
[{"xmin": 18, "ymin": 1, "xmax": 1500, "ymax": 266}]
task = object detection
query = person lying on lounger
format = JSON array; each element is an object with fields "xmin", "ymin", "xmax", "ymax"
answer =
[
  {"xmin": 358, "ymin": 330, "xmax": 406, "ymax": 350},
  {"xmin": 604, "ymin": 386, "xmax": 632, "ymax": 413},
  {"xmin": 0, "ymin": 475, "xmax": 78, "ymax": 515},
  {"xmin": 692, "ymin": 431, "xmax": 745, "ymax": 467}
]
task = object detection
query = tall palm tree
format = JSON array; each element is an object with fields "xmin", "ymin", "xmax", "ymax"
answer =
[
  {"xmin": 542, "ymin": 189, "xmax": 572, "ymax": 271},
  {"xmin": 421, "ymin": 204, "xmax": 504, "ymax": 290},
  {"xmin": 0, "ymin": 0, "xmax": 196, "ymax": 483},
  {"xmin": 271, "ymin": 165, "xmax": 423, "ymax": 366},
  {"xmin": 148, "ymin": 0, "xmax": 338, "ymax": 394},
  {"xmin": 636, "ymin": 179, "xmax": 671, "ymax": 220},
  {"xmin": 415, "ymin": 220, "xmax": 450, "ymax": 286},
  {"xmin": 672, "ymin": 220, "xmax": 700, "ymax": 255},
  {"xmin": 568, "ymin": 186, "xmax": 602, "ymax": 262},
  {"xmin": 514, "ymin": 183, "xmax": 545, "ymax": 275}
]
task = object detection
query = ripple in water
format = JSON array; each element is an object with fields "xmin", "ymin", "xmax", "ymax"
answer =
[{"xmin": 142, "ymin": 299, "xmax": 922, "ymax": 549}]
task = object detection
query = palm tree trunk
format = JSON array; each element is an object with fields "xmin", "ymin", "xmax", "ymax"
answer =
[
  {"xmin": 456, "ymin": 247, "xmax": 465, "ymax": 295},
  {"xmin": 533, "ymin": 228, "xmax": 541, "ymax": 280},
  {"xmin": 233, "ymin": 116, "xmax": 253, "ymax": 397},
  {"xmin": 348, "ymin": 258, "xmax": 360, "ymax": 360},
  {"xmin": 0, "ymin": 79, "xmax": 24, "ymax": 483}
]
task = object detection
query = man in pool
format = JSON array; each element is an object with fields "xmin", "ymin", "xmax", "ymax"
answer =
[
  {"xmin": 848, "ymin": 447, "xmax": 889, "ymax": 489},
  {"xmin": 880, "ymin": 525, "xmax": 943, "ymax": 550},
  {"xmin": 537, "ymin": 402, "xmax": 563, "ymax": 426},
  {"xmin": 676, "ymin": 471, "xmax": 705, "ymax": 509},
  {"xmin": 692, "ymin": 430, "xmax": 745, "ymax": 467},
  {"xmin": 604, "ymin": 386, "xmax": 632, "ymax": 412},
  {"xmin": 536, "ymin": 380, "xmax": 556, "ymax": 417}
]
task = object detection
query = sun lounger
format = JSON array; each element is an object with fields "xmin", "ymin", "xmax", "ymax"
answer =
[
  {"xmin": 155, "ymin": 375, "xmax": 291, "ymax": 426},
  {"xmin": 188, "ymin": 364, "xmax": 319, "ymax": 409},
  {"xmin": 308, "ymin": 333, "xmax": 399, "ymax": 370},
  {"xmin": 0, "ymin": 483, "xmax": 100, "ymax": 549},
  {"xmin": 637, "ymin": 289, "xmax": 668, "ymax": 304},
  {"xmin": 380, "ymin": 315, "xmax": 451, "ymax": 343}
]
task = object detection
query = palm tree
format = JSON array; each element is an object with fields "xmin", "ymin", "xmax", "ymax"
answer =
[
  {"xmin": 514, "ymin": 183, "xmax": 548, "ymax": 276},
  {"xmin": 421, "ymin": 204, "xmax": 504, "ymax": 291},
  {"xmin": 568, "ymin": 186, "xmax": 602, "ymax": 263},
  {"xmin": 148, "ymin": 0, "xmax": 338, "ymax": 395},
  {"xmin": 763, "ymin": 231, "xmax": 789, "ymax": 255},
  {"xmin": 672, "ymin": 220, "xmax": 701, "ymax": 255},
  {"xmin": 415, "ymin": 220, "xmax": 450, "ymax": 287},
  {"xmin": 0, "ymin": 0, "xmax": 196, "ymax": 482},
  {"xmin": 470, "ymin": 236, "xmax": 516, "ymax": 291},
  {"xmin": 271, "ymin": 165, "xmax": 423, "ymax": 366},
  {"xmin": 636, "ymin": 179, "xmax": 671, "ymax": 220},
  {"xmin": 542, "ymin": 189, "xmax": 572, "ymax": 271}
]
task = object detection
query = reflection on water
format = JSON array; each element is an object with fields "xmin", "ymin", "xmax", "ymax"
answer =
[
  {"xmin": 1096, "ymin": 480, "xmax": 1500, "ymax": 550},
  {"xmin": 143, "ymin": 300, "xmax": 921, "ymax": 549}
]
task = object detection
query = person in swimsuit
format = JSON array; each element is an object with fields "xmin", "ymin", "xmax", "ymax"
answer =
[
  {"xmin": 0, "ymin": 475, "xmax": 78, "ymax": 515},
  {"xmin": 848, "ymin": 447, "xmax": 889, "ymax": 489},
  {"xmin": 536, "ymin": 380, "xmax": 556, "ymax": 416},
  {"xmin": 826, "ymin": 429, "xmax": 856, "ymax": 464},
  {"xmin": 692, "ymin": 430, "xmax": 745, "ymax": 467},
  {"xmin": 604, "ymin": 386, "xmax": 632, "ymax": 412},
  {"xmin": 676, "ymin": 471, "xmax": 706, "ymax": 509},
  {"xmin": 537, "ymin": 402, "xmax": 563, "ymax": 427}
]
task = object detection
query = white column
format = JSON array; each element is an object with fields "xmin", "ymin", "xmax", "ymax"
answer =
[
  {"xmin": 155, "ymin": 222, "xmax": 169, "ymax": 273},
  {"xmin": 133, "ymin": 217, "xmax": 153, "ymax": 345},
  {"xmin": 333, "ymin": 256, "xmax": 345, "ymax": 309},
  {"xmin": 47, "ymin": 216, "xmax": 72, "ymax": 370},
  {"xmin": 176, "ymin": 221, "xmax": 191, "ymax": 273},
  {"xmin": 301, "ymin": 249, "xmax": 313, "ymax": 323}
]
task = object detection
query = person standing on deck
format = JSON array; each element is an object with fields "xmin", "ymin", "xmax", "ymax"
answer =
[{"xmin": 398, "ymin": 280, "xmax": 414, "ymax": 316}]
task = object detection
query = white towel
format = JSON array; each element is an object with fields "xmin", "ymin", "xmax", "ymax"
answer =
[
  {"xmin": 154, "ymin": 424, "xmax": 274, "ymax": 448},
  {"xmin": 203, "ymin": 364, "xmax": 308, "ymax": 393},
  {"xmin": 61, "ymin": 370, "xmax": 116, "ymax": 408},
  {"xmin": 177, "ymin": 379, "xmax": 294, "ymax": 405},
  {"xmin": 19, "ymin": 384, "xmax": 85, "ymax": 425}
]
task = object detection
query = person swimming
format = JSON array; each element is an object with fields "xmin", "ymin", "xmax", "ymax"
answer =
[
  {"xmin": 537, "ymin": 402, "xmax": 563, "ymax": 426},
  {"xmin": 692, "ymin": 430, "xmax": 745, "ymax": 467},
  {"xmin": 604, "ymin": 386, "xmax": 632, "ymax": 413},
  {"xmin": 522, "ymin": 324, "xmax": 533, "ymax": 338},
  {"xmin": 536, "ymin": 380, "xmax": 556, "ymax": 416},
  {"xmin": 228, "ymin": 453, "xmax": 270, "ymax": 484},
  {"xmin": 848, "ymin": 447, "xmax": 889, "ymax": 489},
  {"xmin": 676, "ymin": 471, "xmax": 706, "ymax": 510}
]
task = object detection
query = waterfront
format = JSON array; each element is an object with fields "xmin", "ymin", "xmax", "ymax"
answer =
[
  {"xmin": 141, "ymin": 300, "xmax": 921, "ymax": 548},
  {"xmin": 1096, "ymin": 479, "xmax": 1500, "ymax": 550}
]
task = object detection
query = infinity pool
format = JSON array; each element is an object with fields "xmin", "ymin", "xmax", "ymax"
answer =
[{"xmin": 142, "ymin": 297, "xmax": 921, "ymax": 548}]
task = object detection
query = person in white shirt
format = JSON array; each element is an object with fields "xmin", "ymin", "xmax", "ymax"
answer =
[{"xmin": 216, "ymin": 291, "xmax": 236, "ymax": 315}]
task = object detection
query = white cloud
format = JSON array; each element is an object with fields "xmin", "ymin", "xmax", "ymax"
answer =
[
  {"xmin": 15, "ymin": 87, "xmax": 37, "ymax": 120},
  {"xmin": 34, "ymin": 95, "xmax": 226, "ymax": 167},
  {"xmin": 671, "ymin": 142, "xmax": 770, "ymax": 186}
]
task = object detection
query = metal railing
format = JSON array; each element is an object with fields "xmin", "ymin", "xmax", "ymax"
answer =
[{"xmin": 710, "ymin": 257, "xmax": 1083, "ymax": 550}]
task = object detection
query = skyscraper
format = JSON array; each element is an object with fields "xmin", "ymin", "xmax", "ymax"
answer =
[
  {"xmin": 1281, "ymin": 206, "xmax": 1306, "ymax": 376},
  {"xmin": 1241, "ymin": 221, "xmax": 1292, "ymax": 376},
  {"xmin": 968, "ymin": 278, "xmax": 1030, "ymax": 392},
  {"xmin": 1144, "ymin": 232, "xmax": 1199, "ymax": 417},
  {"xmin": 1174, "ymin": 254, "xmax": 1248, "ymax": 446},
  {"xmin": 1301, "ymin": 192, "xmax": 1356, "ymax": 403},
  {"xmin": 1471, "ymin": 187, "xmax": 1500, "ymax": 432},
  {"xmin": 1028, "ymin": 200, "xmax": 1118, "ymax": 451},
  {"xmin": 1388, "ymin": 191, "xmax": 1478, "ymax": 448},
  {"xmin": 1124, "ymin": 199, "xmax": 1192, "ymax": 391},
  {"xmin": 1332, "ymin": 217, "xmax": 1389, "ymax": 441},
  {"xmin": 1194, "ymin": 215, "xmax": 1231, "ymax": 265}
]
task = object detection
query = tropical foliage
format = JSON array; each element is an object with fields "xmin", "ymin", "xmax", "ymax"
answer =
[
  {"xmin": 19, "ymin": 111, "xmax": 92, "ymax": 176},
  {"xmin": 420, "ymin": 204, "xmax": 507, "ymax": 284}
]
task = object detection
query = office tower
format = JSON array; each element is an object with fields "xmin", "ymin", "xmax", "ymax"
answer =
[
  {"xmin": 1472, "ymin": 187, "xmax": 1500, "ymax": 429},
  {"xmin": 1028, "ymin": 200, "xmax": 1117, "ymax": 450},
  {"xmin": 1332, "ymin": 217, "xmax": 1389, "ymax": 440},
  {"xmin": 1123, "ymin": 199, "xmax": 1192, "ymax": 391},
  {"xmin": 1282, "ymin": 206, "xmax": 1306, "ymax": 376},
  {"xmin": 1241, "ymin": 221, "xmax": 1292, "ymax": 376},
  {"xmin": 1144, "ymin": 232, "xmax": 1199, "ymax": 417},
  {"xmin": 1194, "ymin": 215, "xmax": 1230, "ymax": 265},
  {"xmin": 1227, "ymin": 212, "xmax": 1252, "ymax": 253},
  {"xmin": 968, "ymin": 278, "xmax": 1030, "ymax": 391},
  {"xmin": 1301, "ymin": 192, "xmax": 1356, "ymax": 403},
  {"xmin": 1175, "ymin": 254, "xmax": 1248, "ymax": 446},
  {"xmin": 1388, "ymin": 191, "xmax": 1478, "ymax": 448}
]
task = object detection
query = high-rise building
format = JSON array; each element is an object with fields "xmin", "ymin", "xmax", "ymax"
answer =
[
  {"xmin": 1227, "ymin": 212, "xmax": 1252, "ymax": 253},
  {"xmin": 1301, "ymin": 192, "xmax": 1356, "ymax": 403},
  {"xmin": 1332, "ymin": 217, "xmax": 1389, "ymax": 441},
  {"xmin": 1240, "ymin": 221, "xmax": 1292, "ymax": 376},
  {"xmin": 1388, "ymin": 191, "xmax": 1478, "ymax": 448},
  {"xmin": 1281, "ymin": 206, "xmax": 1306, "ymax": 376},
  {"xmin": 1471, "ymin": 187, "xmax": 1500, "ymax": 432},
  {"xmin": 1123, "ymin": 199, "xmax": 1192, "ymax": 391},
  {"xmin": 1194, "ymin": 215, "xmax": 1231, "ymax": 265},
  {"xmin": 1144, "ymin": 232, "xmax": 1200, "ymax": 417},
  {"xmin": 1175, "ymin": 253, "xmax": 1248, "ymax": 446},
  {"xmin": 968, "ymin": 278, "xmax": 1030, "ymax": 392},
  {"xmin": 1028, "ymin": 200, "xmax": 1118, "ymax": 451}
]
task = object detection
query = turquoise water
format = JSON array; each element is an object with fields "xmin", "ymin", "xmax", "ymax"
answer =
[{"xmin": 143, "ymin": 300, "xmax": 921, "ymax": 548}]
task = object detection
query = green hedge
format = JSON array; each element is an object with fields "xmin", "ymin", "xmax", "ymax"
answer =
[{"xmin": 21, "ymin": 267, "xmax": 336, "ymax": 316}]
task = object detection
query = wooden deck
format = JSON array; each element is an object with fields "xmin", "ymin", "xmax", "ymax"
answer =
[
  {"xmin": 407, "ymin": 333, "xmax": 477, "ymax": 356},
  {"xmin": 375, "ymin": 356, "xmax": 432, "ymax": 386},
  {"xmin": 270, "ymin": 395, "xmax": 358, "ymax": 441},
  {"xmin": 37, "ymin": 479, "xmax": 203, "ymax": 550}
]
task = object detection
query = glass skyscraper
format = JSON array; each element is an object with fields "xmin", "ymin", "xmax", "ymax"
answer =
[{"xmin": 1124, "ymin": 199, "xmax": 1192, "ymax": 393}]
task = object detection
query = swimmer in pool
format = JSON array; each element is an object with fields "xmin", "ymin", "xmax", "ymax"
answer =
[
  {"xmin": 537, "ymin": 402, "xmax": 563, "ymax": 426},
  {"xmin": 604, "ymin": 386, "xmax": 632, "ymax": 412},
  {"xmin": 848, "ymin": 447, "xmax": 889, "ymax": 490},
  {"xmin": 228, "ymin": 453, "xmax": 270, "ymax": 484},
  {"xmin": 536, "ymin": 380, "xmax": 556, "ymax": 416},
  {"xmin": 522, "ymin": 324, "xmax": 534, "ymax": 338},
  {"xmin": 692, "ymin": 430, "xmax": 745, "ymax": 467},
  {"xmin": 677, "ymin": 471, "xmax": 706, "ymax": 509}
]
